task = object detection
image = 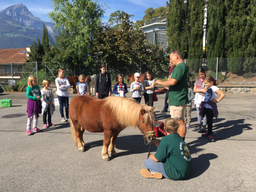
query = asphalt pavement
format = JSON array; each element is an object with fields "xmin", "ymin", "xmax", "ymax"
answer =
[{"xmin": 0, "ymin": 92, "xmax": 256, "ymax": 192}]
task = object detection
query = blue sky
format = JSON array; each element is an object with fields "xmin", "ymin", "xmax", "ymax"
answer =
[{"xmin": 0, "ymin": 0, "xmax": 167, "ymax": 23}]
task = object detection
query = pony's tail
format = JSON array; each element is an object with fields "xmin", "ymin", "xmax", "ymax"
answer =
[{"xmin": 70, "ymin": 119, "xmax": 78, "ymax": 145}]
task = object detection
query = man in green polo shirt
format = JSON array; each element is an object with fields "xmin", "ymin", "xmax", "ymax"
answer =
[{"xmin": 156, "ymin": 50, "xmax": 188, "ymax": 140}]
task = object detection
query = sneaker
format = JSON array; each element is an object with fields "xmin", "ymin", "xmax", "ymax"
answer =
[
  {"xmin": 140, "ymin": 169, "xmax": 162, "ymax": 179},
  {"xmin": 208, "ymin": 135, "xmax": 215, "ymax": 142},
  {"xmin": 186, "ymin": 124, "xmax": 190, "ymax": 129},
  {"xmin": 43, "ymin": 124, "xmax": 47, "ymax": 128},
  {"xmin": 193, "ymin": 124, "xmax": 201, "ymax": 132},
  {"xmin": 198, "ymin": 128, "xmax": 206, "ymax": 133},
  {"xmin": 25, "ymin": 130, "xmax": 32, "ymax": 135},
  {"xmin": 61, "ymin": 118, "xmax": 66, "ymax": 122},
  {"xmin": 66, "ymin": 118, "xmax": 70, "ymax": 122},
  {"xmin": 49, "ymin": 123, "xmax": 55, "ymax": 127},
  {"xmin": 33, "ymin": 128, "xmax": 41, "ymax": 132},
  {"xmin": 202, "ymin": 131, "xmax": 209, "ymax": 137},
  {"xmin": 161, "ymin": 109, "xmax": 168, "ymax": 114}
]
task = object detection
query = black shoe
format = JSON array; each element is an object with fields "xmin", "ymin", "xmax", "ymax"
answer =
[
  {"xmin": 197, "ymin": 125, "xmax": 207, "ymax": 133},
  {"xmin": 161, "ymin": 109, "xmax": 167, "ymax": 114},
  {"xmin": 193, "ymin": 124, "xmax": 201, "ymax": 132}
]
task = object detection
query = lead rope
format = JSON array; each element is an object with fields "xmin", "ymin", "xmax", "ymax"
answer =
[{"xmin": 147, "ymin": 142, "xmax": 152, "ymax": 159}]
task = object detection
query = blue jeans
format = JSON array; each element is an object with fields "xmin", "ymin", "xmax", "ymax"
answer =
[
  {"xmin": 163, "ymin": 92, "xmax": 169, "ymax": 111},
  {"xmin": 57, "ymin": 96, "xmax": 69, "ymax": 119},
  {"xmin": 144, "ymin": 158, "xmax": 169, "ymax": 179}
]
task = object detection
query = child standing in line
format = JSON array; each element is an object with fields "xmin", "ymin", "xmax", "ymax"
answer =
[
  {"xmin": 41, "ymin": 79, "xmax": 55, "ymax": 128},
  {"xmin": 193, "ymin": 67, "xmax": 207, "ymax": 133},
  {"xmin": 200, "ymin": 76, "xmax": 225, "ymax": 142},
  {"xmin": 25, "ymin": 76, "xmax": 42, "ymax": 135},
  {"xmin": 112, "ymin": 73, "xmax": 128, "ymax": 97},
  {"xmin": 76, "ymin": 74, "xmax": 88, "ymax": 96},
  {"xmin": 130, "ymin": 72, "xmax": 144, "ymax": 103},
  {"xmin": 140, "ymin": 118, "xmax": 192, "ymax": 180},
  {"xmin": 95, "ymin": 64, "xmax": 112, "ymax": 99},
  {"xmin": 143, "ymin": 71, "xmax": 155, "ymax": 107},
  {"xmin": 184, "ymin": 81, "xmax": 194, "ymax": 129},
  {"xmin": 55, "ymin": 68, "xmax": 70, "ymax": 122}
]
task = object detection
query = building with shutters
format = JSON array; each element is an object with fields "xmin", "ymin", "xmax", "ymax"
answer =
[{"xmin": 140, "ymin": 18, "xmax": 168, "ymax": 51}]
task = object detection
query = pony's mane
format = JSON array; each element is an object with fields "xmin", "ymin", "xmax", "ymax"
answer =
[{"xmin": 104, "ymin": 97, "xmax": 155, "ymax": 128}]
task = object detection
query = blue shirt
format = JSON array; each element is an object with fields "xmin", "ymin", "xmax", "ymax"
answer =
[{"xmin": 76, "ymin": 82, "xmax": 87, "ymax": 95}]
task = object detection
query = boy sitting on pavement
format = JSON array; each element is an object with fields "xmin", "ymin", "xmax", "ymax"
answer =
[{"xmin": 140, "ymin": 118, "xmax": 192, "ymax": 180}]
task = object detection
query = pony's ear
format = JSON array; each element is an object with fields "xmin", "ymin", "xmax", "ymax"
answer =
[{"xmin": 141, "ymin": 108, "xmax": 146, "ymax": 115}]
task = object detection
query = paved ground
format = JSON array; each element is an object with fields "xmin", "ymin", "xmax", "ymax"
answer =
[{"xmin": 0, "ymin": 92, "xmax": 256, "ymax": 192}]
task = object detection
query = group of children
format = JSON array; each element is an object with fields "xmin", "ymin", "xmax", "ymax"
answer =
[
  {"xmin": 184, "ymin": 67, "xmax": 225, "ymax": 142},
  {"xmin": 24, "ymin": 64, "xmax": 224, "ymax": 181}
]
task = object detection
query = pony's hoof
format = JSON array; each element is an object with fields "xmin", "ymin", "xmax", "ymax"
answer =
[
  {"xmin": 102, "ymin": 156, "xmax": 110, "ymax": 161},
  {"xmin": 78, "ymin": 147, "xmax": 85, "ymax": 152}
]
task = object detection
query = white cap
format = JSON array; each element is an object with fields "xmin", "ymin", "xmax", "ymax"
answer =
[{"xmin": 134, "ymin": 72, "xmax": 140, "ymax": 77}]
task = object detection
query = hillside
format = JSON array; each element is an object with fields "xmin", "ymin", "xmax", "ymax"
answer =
[{"xmin": 0, "ymin": 4, "xmax": 55, "ymax": 49}]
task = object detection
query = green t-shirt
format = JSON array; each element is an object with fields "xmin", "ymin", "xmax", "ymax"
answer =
[
  {"xmin": 26, "ymin": 85, "xmax": 41, "ymax": 100},
  {"xmin": 169, "ymin": 62, "xmax": 188, "ymax": 106},
  {"xmin": 154, "ymin": 134, "xmax": 192, "ymax": 180}
]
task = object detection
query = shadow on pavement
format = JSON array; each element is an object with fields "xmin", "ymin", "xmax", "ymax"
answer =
[
  {"xmin": 187, "ymin": 153, "xmax": 218, "ymax": 180},
  {"xmin": 41, "ymin": 122, "xmax": 70, "ymax": 132},
  {"xmin": 82, "ymin": 135, "xmax": 157, "ymax": 160},
  {"xmin": 213, "ymin": 119, "xmax": 252, "ymax": 140}
]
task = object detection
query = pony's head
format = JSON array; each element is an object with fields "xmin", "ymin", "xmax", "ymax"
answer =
[
  {"xmin": 138, "ymin": 105, "xmax": 156, "ymax": 142},
  {"xmin": 126, "ymin": 74, "xmax": 132, "ymax": 83},
  {"xmin": 104, "ymin": 97, "xmax": 155, "ymax": 141}
]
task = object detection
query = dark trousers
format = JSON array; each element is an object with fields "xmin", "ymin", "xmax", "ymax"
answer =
[
  {"xmin": 133, "ymin": 97, "xmax": 141, "ymax": 103},
  {"xmin": 57, "ymin": 96, "xmax": 69, "ymax": 119},
  {"xmin": 99, "ymin": 94, "xmax": 108, "ymax": 99},
  {"xmin": 43, "ymin": 107, "xmax": 52, "ymax": 124},
  {"xmin": 205, "ymin": 108, "xmax": 214, "ymax": 135},
  {"xmin": 144, "ymin": 93, "xmax": 154, "ymax": 106},
  {"xmin": 163, "ymin": 92, "xmax": 169, "ymax": 110}
]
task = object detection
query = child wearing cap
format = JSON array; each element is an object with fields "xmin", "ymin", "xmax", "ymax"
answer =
[{"xmin": 130, "ymin": 72, "xmax": 144, "ymax": 103}]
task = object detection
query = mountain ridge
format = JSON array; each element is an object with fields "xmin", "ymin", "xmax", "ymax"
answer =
[{"xmin": 0, "ymin": 3, "xmax": 55, "ymax": 49}]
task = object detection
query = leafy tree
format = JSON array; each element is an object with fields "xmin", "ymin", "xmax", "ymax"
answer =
[
  {"xmin": 135, "ymin": 6, "xmax": 168, "ymax": 28},
  {"xmin": 89, "ymin": 11, "xmax": 170, "ymax": 77},
  {"xmin": 108, "ymin": 10, "xmax": 134, "ymax": 28},
  {"xmin": 48, "ymin": 0, "xmax": 104, "ymax": 75},
  {"xmin": 166, "ymin": 0, "xmax": 186, "ymax": 57}
]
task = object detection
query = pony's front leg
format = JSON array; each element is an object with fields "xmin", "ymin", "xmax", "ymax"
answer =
[
  {"xmin": 102, "ymin": 131, "xmax": 112, "ymax": 161},
  {"xmin": 108, "ymin": 131, "xmax": 120, "ymax": 157}
]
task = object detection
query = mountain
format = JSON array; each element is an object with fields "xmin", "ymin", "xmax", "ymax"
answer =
[{"xmin": 0, "ymin": 4, "xmax": 55, "ymax": 49}]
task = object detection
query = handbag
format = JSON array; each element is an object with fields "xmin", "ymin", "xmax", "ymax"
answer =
[{"xmin": 153, "ymin": 91, "xmax": 158, "ymax": 102}]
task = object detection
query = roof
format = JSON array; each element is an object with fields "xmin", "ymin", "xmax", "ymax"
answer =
[{"xmin": 0, "ymin": 48, "xmax": 28, "ymax": 64}]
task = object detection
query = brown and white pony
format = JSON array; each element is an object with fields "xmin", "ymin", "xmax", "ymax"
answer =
[
  {"xmin": 69, "ymin": 96, "xmax": 155, "ymax": 161},
  {"xmin": 126, "ymin": 73, "xmax": 145, "ymax": 83},
  {"xmin": 67, "ymin": 76, "xmax": 91, "ymax": 94}
]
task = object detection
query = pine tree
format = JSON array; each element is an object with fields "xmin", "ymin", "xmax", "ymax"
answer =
[
  {"xmin": 225, "ymin": 0, "xmax": 250, "ymax": 73},
  {"xmin": 166, "ymin": 0, "xmax": 186, "ymax": 57},
  {"xmin": 243, "ymin": 0, "xmax": 256, "ymax": 73},
  {"xmin": 41, "ymin": 23, "xmax": 50, "ymax": 53},
  {"xmin": 186, "ymin": 0, "xmax": 204, "ymax": 70},
  {"xmin": 206, "ymin": 0, "xmax": 225, "ymax": 71}
]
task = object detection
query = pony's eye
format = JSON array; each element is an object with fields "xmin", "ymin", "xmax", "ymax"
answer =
[{"xmin": 142, "ymin": 121, "xmax": 145, "ymax": 124}]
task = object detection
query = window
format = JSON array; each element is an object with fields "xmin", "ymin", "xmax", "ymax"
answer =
[{"xmin": 5, "ymin": 65, "xmax": 11, "ymax": 72}]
